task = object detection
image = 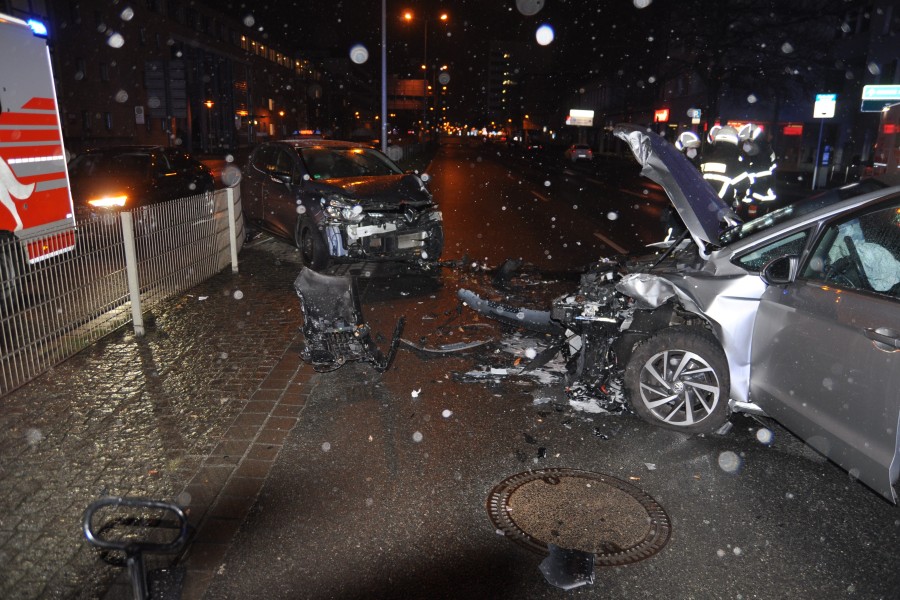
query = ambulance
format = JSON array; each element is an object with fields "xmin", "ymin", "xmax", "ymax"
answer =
[{"xmin": 0, "ymin": 13, "xmax": 75, "ymax": 298}]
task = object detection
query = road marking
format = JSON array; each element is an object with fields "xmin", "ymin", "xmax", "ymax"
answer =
[
  {"xmin": 593, "ymin": 231, "xmax": 628, "ymax": 254},
  {"xmin": 531, "ymin": 191, "xmax": 549, "ymax": 202},
  {"xmin": 620, "ymin": 188, "xmax": 655, "ymax": 200}
]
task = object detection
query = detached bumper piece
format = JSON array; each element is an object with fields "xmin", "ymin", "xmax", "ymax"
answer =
[{"xmin": 294, "ymin": 268, "xmax": 404, "ymax": 372}]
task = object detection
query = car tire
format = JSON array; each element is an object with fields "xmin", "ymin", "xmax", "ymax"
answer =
[
  {"xmin": 624, "ymin": 326, "xmax": 731, "ymax": 434},
  {"xmin": 295, "ymin": 220, "xmax": 330, "ymax": 270}
]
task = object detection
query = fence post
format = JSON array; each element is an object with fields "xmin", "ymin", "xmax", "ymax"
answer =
[
  {"xmin": 120, "ymin": 211, "xmax": 144, "ymax": 336},
  {"xmin": 226, "ymin": 187, "xmax": 239, "ymax": 273}
]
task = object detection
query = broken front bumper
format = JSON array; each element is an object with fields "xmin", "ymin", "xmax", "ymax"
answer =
[
  {"xmin": 294, "ymin": 268, "xmax": 404, "ymax": 372},
  {"xmin": 324, "ymin": 211, "xmax": 443, "ymax": 261}
]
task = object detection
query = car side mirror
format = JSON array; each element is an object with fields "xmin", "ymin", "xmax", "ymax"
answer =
[
  {"xmin": 271, "ymin": 172, "xmax": 292, "ymax": 187},
  {"xmin": 760, "ymin": 254, "xmax": 799, "ymax": 285}
]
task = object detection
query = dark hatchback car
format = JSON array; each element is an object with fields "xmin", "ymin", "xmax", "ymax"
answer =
[
  {"xmin": 241, "ymin": 139, "xmax": 443, "ymax": 269},
  {"xmin": 68, "ymin": 145, "xmax": 214, "ymax": 216}
]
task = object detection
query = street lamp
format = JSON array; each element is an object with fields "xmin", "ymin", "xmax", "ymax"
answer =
[
  {"xmin": 203, "ymin": 100, "xmax": 214, "ymax": 153},
  {"xmin": 403, "ymin": 10, "xmax": 448, "ymax": 140}
]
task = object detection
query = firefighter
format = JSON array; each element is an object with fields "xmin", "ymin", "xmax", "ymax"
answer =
[
  {"xmin": 700, "ymin": 125, "xmax": 751, "ymax": 217},
  {"xmin": 675, "ymin": 130, "xmax": 702, "ymax": 167},
  {"xmin": 661, "ymin": 130, "xmax": 704, "ymax": 239},
  {"xmin": 739, "ymin": 123, "xmax": 777, "ymax": 218}
]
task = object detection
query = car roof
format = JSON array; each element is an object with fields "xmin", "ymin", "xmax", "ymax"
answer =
[
  {"xmin": 277, "ymin": 139, "xmax": 369, "ymax": 150},
  {"xmin": 82, "ymin": 145, "xmax": 164, "ymax": 154},
  {"xmin": 723, "ymin": 185, "xmax": 900, "ymax": 252}
]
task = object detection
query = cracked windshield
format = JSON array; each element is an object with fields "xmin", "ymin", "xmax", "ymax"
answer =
[{"xmin": 1, "ymin": 0, "xmax": 899, "ymax": 598}]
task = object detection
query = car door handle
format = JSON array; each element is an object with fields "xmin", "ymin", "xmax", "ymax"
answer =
[{"xmin": 864, "ymin": 328, "xmax": 900, "ymax": 350}]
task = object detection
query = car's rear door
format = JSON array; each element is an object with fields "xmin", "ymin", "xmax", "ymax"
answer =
[{"xmin": 750, "ymin": 196, "xmax": 900, "ymax": 502}]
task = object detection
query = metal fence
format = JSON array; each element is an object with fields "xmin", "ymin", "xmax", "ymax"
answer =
[{"xmin": 0, "ymin": 187, "xmax": 244, "ymax": 397}]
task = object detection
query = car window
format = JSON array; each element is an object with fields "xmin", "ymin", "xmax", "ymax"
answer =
[
  {"xmin": 802, "ymin": 201, "xmax": 900, "ymax": 297},
  {"xmin": 300, "ymin": 147, "xmax": 402, "ymax": 180},
  {"xmin": 273, "ymin": 149, "xmax": 294, "ymax": 178},
  {"xmin": 151, "ymin": 149, "xmax": 172, "ymax": 172},
  {"xmin": 733, "ymin": 230, "xmax": 810, "ymax": 272},
  {"xmin": 252, "ymin": 145, "xmax": 276, "ymax": 172}
]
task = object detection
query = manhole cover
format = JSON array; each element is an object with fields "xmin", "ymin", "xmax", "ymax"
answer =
[{"xmin": 487, "ymin": 468, "xmax": 671, "ymax": 566}]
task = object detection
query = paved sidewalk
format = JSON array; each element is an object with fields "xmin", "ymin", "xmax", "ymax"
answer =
[{"xmin": 0, "ymin": 237, "xmax": 313, "ymax": 599}]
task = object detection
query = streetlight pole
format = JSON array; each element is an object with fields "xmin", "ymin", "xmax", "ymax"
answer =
[
  {"xmin": 422, "ymin": 19, "xmax": 428, "ymax": 139},
  {"xmin": 381, "ymin": 0, "xmax": 387, "ymax": 153},
  {"xmin": 404, "ymin": 11, "xmax": 447, "ymax": 142}
]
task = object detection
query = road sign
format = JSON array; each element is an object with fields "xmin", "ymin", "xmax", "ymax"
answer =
[
  {"xmin": 861, "ymin": 85, "xmax": 900, "ymax": 112},
  {"xmin": 566, "ymin": 109, "xmax": 594, "ymax": 127},
  {"xmin": 813, "ymin": 93, "xmax": 836, "ymax": 119}
]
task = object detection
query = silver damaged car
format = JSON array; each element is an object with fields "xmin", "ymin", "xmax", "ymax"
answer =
[{"xmin": 460, "ymin": 124, "xmax": 900, "ymax": 502}]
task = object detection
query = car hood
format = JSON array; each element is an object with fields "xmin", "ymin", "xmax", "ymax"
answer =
[
  {"xmin": 613, "ymin": 124, "xmax": 740, "ymax": 249},
  {"xmin": 306, "ymin": 173, "xmax": 433, "ymax": 209}
]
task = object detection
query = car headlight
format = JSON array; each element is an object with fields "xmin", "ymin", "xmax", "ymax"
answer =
[
  {"xmin": 323, "ymin": 194, "xmax": 364, "ymax": 222},
  {"xmin": 87, "ymin": 195, "xmax": 128, "ymax": 209}
]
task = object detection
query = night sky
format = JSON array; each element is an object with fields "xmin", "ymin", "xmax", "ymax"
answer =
[{"xmin": 200, "ymin": 0, "xmax": 653, "ymax": 122}]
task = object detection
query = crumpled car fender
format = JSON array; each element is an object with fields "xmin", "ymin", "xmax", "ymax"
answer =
[{"xmin": 616, "ymin": 272, "xmax": 766, "ymax": 404}]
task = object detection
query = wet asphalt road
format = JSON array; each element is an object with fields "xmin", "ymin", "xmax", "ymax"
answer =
[
  {"xmin": 202, "ymin": 139, "xmax": 900, "ymax": 598},
  {"xmin": 1, "ymin": 138, "xmax": 896, "ymax": 599}
]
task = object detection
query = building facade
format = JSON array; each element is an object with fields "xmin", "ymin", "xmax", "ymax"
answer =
[{"xmin": 41, "ymin": 0, "xmax": 323, "ymax": 154}]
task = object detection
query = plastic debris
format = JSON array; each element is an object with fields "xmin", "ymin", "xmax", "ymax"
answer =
[{"xmin": 539, "ymin": 544, "xmax": 595, "ymax": 590}]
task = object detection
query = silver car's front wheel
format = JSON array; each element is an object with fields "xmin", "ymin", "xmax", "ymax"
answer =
[{"xmin": 625, "ymin": 326, "xmax": 731, "ymax": 434}]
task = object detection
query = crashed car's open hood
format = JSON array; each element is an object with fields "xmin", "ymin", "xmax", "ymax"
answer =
[{"xmin": 614, "ymin": 124, "xmax": 739, "ymax": 249}]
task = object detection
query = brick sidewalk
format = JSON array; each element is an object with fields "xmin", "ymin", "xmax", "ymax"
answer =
[{"xmin": 0, "ymin": 238, "xmax": 313, "ymax": 599}]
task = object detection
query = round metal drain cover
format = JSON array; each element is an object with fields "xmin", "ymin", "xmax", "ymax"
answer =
[{"xmin": 487, "ymin": 468, "xmax": 671, "ymax": 566}]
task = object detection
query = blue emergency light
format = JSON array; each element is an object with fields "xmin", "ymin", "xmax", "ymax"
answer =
[{"xmin": 27, "ymin": 18, "xmax": 48, "ymax": 37}]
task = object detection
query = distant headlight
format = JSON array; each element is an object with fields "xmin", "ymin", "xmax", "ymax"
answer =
[
  {"xmin": 87, "ymin": 195, "xmax": 128, "ymax": 208},
  {"xmin": 324, "ymin": 194, "xmax": 364, "ymax": 222}
]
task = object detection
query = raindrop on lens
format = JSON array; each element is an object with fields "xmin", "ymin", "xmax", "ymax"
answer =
[
  {"xmin": 747, "ymin": 94, "xmax": 758, "ymax": 104},
  {"xmin": 107, "ymin": 33, "xmax": 125, "ymax": 48},
  {"xmin": 442, "ymin": 409, "xmax": 453, "ymax": 418},
  {"xmin": 120, "ymin": 8, "xmax": 135, "ymax": 21},
  {"xmin": 412, "ymin": 431, "xmax": 424, "ymax": 442},
  {"xmin": 114, "ymin": 90, "xmax": 129, "ymax": 103},
  {"xmin": 718, "ymin": 450, "xmax": 741, "ymax": 473},
  {"xmin": 349, "ymin": 44, "xmax": 369, "ymax": 64},
  {"xmin": 756, "ymin": 428, "xmax": 774, "ymax": 445},
  {"xmin": 233, "ymin": 290, "xmax": 244, "ymax": 300},
  {"xmin": 781, "ymin": 42, "xmax": 794, "ymax": 54},
  {"xmin": 633, "ymin": 0, "xmax": 653, "ymax": 8},
  {"xmin": 535, "ymin": 24, "xmax": 554, "ymax": 46},
  {"xmin": 243, "ymin": 15, "xmax": 255, "ymax": 27},
  {"xmin": 321, "ymin": 442, "xmax": 331, "ymax": 452},
  {"xmin": 867, "ymin": 62, "xmax": 881, "ymax": 75},
  {"xmin": 607, "ymin": 212, "xmax": 618, "ymax": 220},
  {"xmin": 515, "ymin": 0, "xmax": 545, "ymax": 16}
]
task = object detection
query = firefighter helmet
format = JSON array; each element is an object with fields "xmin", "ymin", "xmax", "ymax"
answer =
[{"xmin": 675, "ymin": 131, "xmax": 701, "ymax": 151}]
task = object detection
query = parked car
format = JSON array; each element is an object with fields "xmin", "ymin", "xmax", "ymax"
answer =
[
  {"xmin": 564, "ymin": 143, "xmax": 593, "ymax": 162},
  {"xmin": 68, "ymin": 146, "xmax": 214, "ymax": 217},
  {"xmin": 240, "ymin": 139, "xmax": 443, "ymax": 269},
  {"xmin": 462, "ymin": 124, "xmax": 900, "ymax": 503}
]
